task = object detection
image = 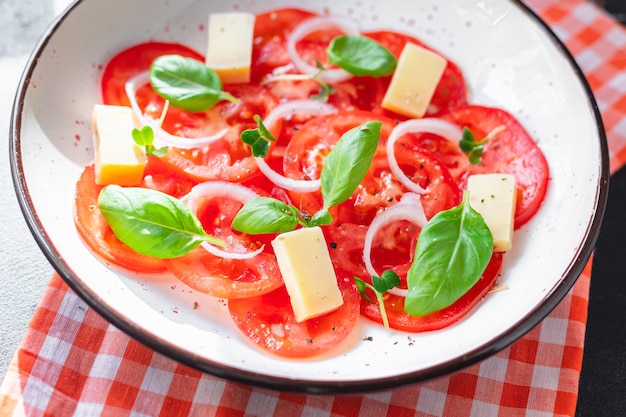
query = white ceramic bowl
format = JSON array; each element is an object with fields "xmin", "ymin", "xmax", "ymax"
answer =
[{"xmin": 10, "ymin": 0, "xmax": 608, "ymax": 393}]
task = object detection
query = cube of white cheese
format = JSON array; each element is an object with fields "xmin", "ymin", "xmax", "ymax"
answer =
[
  {"xmin": 467, "ymin": 174, "xmax": 517, "ymax": 252},
  {"xmin": 271, "ymin": 226, "xmax": 344, "ymax": 322},
  {"xmin": 382, "ymin": 42, "xmax": 447, "ymax": 118},
  {"xmin": 205, "ymin": 12, "xmax": 255, "ymax": 84},
  {"xmin": 92, "ymin": 104, "xmax": 146, "ymax": 186}
]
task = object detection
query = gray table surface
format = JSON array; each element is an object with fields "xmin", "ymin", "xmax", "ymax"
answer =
[{"xmin": 0, "ymin": 0, "xmax": 71, "ymax": 380}]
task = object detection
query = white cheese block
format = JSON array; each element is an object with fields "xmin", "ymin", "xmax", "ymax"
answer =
[
  {"xmin": 205, "ymin": 12, "xmax": 255, "ymax": 84},
  {"xmin": 92, "ymin": 104, "xmax": 146, "ymax": 186},
  {"xmin": 382, "ymin": 42, "xmax": 447, "ymax": 118},
  {"xmin": 271, "ymin": 226, "xmax": 344, "ymax": 322},
  {"xmin": 467, "ymin": 173, "xmax": 517, "ymax": 252}
]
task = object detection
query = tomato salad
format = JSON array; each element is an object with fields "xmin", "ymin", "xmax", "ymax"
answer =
[{"xmin": 74, "ymin": 7, "xmax": 549, "ymax": 358}]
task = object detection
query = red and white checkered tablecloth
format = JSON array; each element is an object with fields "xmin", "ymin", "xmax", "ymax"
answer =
[{"xmin": 1, "ymin": 0, "xmax": 625, "ymax": 416}]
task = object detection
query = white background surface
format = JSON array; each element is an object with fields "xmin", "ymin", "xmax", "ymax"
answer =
[{"xmin": 0, "ymin": 0, "xmax": 73, "ymax": 380}]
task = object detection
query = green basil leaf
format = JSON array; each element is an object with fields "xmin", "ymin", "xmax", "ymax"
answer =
[
  {"xmin": 310, "ymin": 208, "xmax": 332, "ymax": 227},
  {"xmin": 320, "ymin": 121, "xmax": 381, "ymax": 209},
  {"xmin": 327, "ymin": 35, "xmax": 397, "ymax": 77},
  {"xmin": 98, "ymin": 185, "xmax": 223, "ymax": 259},
  {"xmin": 150, "ymin": 54, "xmax": 239, "ymax": 112},
  {"xmin": 404, "ymin": 191, "xmax": 493, "ymax": 316},
  {"xmin": 232, "ymin": 197, "xmax": 300, "ymax": 234}
]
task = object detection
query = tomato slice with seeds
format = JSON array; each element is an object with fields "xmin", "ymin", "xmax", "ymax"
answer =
[
  {"xmin": 156, "ymin": 83, "xmax": 281, "ymax": 182},
  {"xmin": 164, "ymin": 250, "xmax": 283, "ymax": 299},
  {"xmin": 73, "ymin": 164, "xmax": 167, "ymax": 273},
  {"xmin": 282, "ymin": 110, "xmax": 461, "ymax": 222},
  {"xmin": 360, "ymin": 252, "xmax": 503, "ymax": 332},
  {"xmin": 228, "ymin": 273, "xmax": 360, "ymax": 358},
  {"xmin": 163, "ymin": 183, "xmax": 283, "ymax": 299},
  {"xmin": 439, "ymin": 105, "xmax": 550, "ymax": 229},
  {"xmin": 251, "ymin": 7, "xmax": 317, "ymax": 81},
  {"xmin": 101, "ymin": 42, "xmax": 204, "ymax": 106},
  {"xmin": 364, "ymin": 30, "xmax": 468, "ymax": 117}
]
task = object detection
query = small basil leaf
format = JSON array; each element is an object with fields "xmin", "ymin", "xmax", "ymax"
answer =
[
  {"xmin": 327, "ymin": 35, "xmax": 397, "ymax": 77},
  {"xmin": 150, "ymin": 54, "xmax": 239, "ymax": 112},
  {"xmin": 310, "ymin": 209, "xmax": 332, "ymax": 227},
  {"xmin": 405, "ymin": 191, "xmax": 493, "ymax": 316},
  {"xmin": 98, "ymin": 185, "xmax": 223, "ymax": 259},
  {"xmin": 320, "ymin": 121, "xmax": 381, "ymax": 209},
  {"xmin": 232, "ymin": 197, "xmax": 300, "ymax": 234}
]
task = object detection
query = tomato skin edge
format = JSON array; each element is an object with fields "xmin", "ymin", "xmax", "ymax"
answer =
[
  {"xmin": 228, "ymin": 273, "xmax": 361, "ymax": 358},
  {"xmin": 73, "ymin": 165, "xmax": 167, "ymax": 273},
  {"xmin": 360, "ymin": 252, "xmax": 504, "ymax": 332}
]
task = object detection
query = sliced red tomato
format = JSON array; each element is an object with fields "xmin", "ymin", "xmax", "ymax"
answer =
[
  {"xmin": 228, "ymin": 273, "xmax": 360, "ymax": 358},
  {"xmin": 152, "ymin": 83, "xmax": 280, "ymax": 182},
  {"xmin": 360, "ymin": 252, "xmax": 503, "ymax": 332},
  {"xmin": 140, "ymin": 156, "xmax": 198, "ymax": 198},
  {"xmin": 353, "ymin": 142, "xmax": 462, "ymax": 223},
  {"xmin": 101, "ymin": 42, "xmax": 204, "ymax": 106},
  {"xmin": 251, "ymin": 8, "xmax": 317, "ymax": 81},
  {"xmin": 282, "ymin": 110, "xmax": 397, "ymax": 216},
  {"xmin": 325, "ymin": 220, "xmax": 420, "ymax": 286},
  {"xmin": 400, "ymin": 128, "xmax": 471, "ymax": 185},
  {"xmin": 364, "ymin": 30, "xmax": 468, "ymax": 117},
  {"xmin": 282, "ymin": 110, "xmax": 461, "ymax": 222},
  {"xmin": 163, "ymin": 182, "xmax": 283, "ymax": 299},
  {"xmin": 73, "ymin": 164, "xmax": 167, "ymax": 273},
  {"xmin": 164, "ymin": 250, "xmax": 283, "ymax": 299},
  {"xmin": 439, "ymin": 105, "xmax": 550, "ymax": 229}
]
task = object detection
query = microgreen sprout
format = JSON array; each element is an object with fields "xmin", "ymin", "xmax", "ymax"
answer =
[
  {"xmin": 241, "ymin": 115, "xmax": 277, "ymax": 157},
  {"xmin": 459, "ymin": 125, "xmax": 506, "ymax": 165},
  {"xmin": 355, "ymin": 270, "xmax": 402, "ymax": 329},
  {"xmin": 132, "ymin": 125, "xmax": 168, "ymax": 158}
]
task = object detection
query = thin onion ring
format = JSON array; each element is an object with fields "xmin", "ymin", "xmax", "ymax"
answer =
[
  {"xmin": 362, "ymin": 192, "xmax": 428, "ymax": 297},
  {"xmin": 125, "ymin": 71, "xmax": 228, "ymax": 149},
  {"xmin": 286, "ymin": 15, "xmax": 360, "ymax": 84},
  {"xmin": 254, "ymin": 99, "xmax": 338, "ymax": 192},
  {"xmin": 387, "ymin": 118, "xmax": 464, "ymax": 194},
  {"xmin": 184, "ymin": 181, "xmax": 264, "ymax": 260}
]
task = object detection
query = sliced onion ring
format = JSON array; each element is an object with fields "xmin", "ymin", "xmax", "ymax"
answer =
[
  {"xmin": 125, "ymin": 71, "xmax": 228, "ymax": 149},
  {"xmin": 286, "ymin": 15, "xmax": 360, "ymax": 84},
  {"xmin": 254, "ymin": 99, "xmax": 338, "ymax": 192},
  {"xmin": 362, "ymin": 192, "xmax": 428, "ymax": 297},
  {"xmin": 184, "ymin": 181, "xmax": 263, "ymax": 260},
  {"xmin": 387, "ymin": 118, "xmax": 464, "ymax": 194}
]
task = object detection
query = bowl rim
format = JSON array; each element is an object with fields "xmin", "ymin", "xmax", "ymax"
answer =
[{"xmin": 9, "ymin": 0, "xmax": 610, "ymax": 394}]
